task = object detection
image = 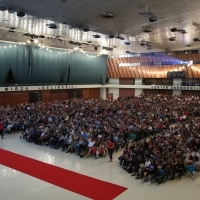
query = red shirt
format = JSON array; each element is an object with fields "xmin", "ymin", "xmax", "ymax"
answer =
[
  {"xmin": 108, "ymin": 141, "xmax": 114, "ymax": 149},
  {"xmin": 0, "ymin": 122, "xmax": 3, "ymax": 131}
]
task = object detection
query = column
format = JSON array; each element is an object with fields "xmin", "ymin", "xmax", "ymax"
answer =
[
  {"xmin": 173, "ymin": 78, "xmax": 182, "ymax": 96},
  {"xmin": 135, "ymin": 78, "xmax": 143, "ymax": 96},
  {"xmin": 100, "ymin": 88, "xmax": 106, "ymax": 100}
]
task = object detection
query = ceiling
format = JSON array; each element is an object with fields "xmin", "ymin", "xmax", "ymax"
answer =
[{"xmin": 1, "ymin": 0, "xmax": 200, "ymax": 55}]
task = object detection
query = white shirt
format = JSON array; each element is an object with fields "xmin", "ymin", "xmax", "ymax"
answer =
[{"xmin": 88, "ymin": 141, "xmax": 95, "ymax": 148}]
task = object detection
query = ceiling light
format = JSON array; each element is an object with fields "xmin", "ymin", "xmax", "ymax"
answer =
[
  {"xmin": 0, "ymin": 6, "xmax": 7, "ymax": 11},
  {"xmin": 193, "ymin": 38, "xmax": 200, "ymax": 41},
  {"xmin": 46, "ymin": 23, "xmax": 58, "ymax": 29},
  {"xmin": 17, "ymin": 11, "xmax": 25, "ymax": 17},
  {"xmin": 168, "ymin": 37, "xmax": 176, "ymax": 41},
  {"xmin": 83, "ymin": 28, "xmax": 89, "ymax": 32},
  {"xmin": 124, "ymin": 42, "xmax": 130, "ymax": 45},
  {"xmin": 92, "ymin": 34, "xmax": 101, "ymax": 38},
  {"xmin": 34, "ymin": 40, "xmax": 38, "ymax": 44},
  {"xmin": 149, "ymin": 16, "xmax": 157, "ymax": 22},
  {"xmin": 101, "ymin": 12, "xmax": 114, "ymax": 19},
  {"xmin": 8, "ymin": 8, "xmax": 16, "ymax": 13},
  {"xmin": 171, "ymin": 28, "xmax": 177, "ymax": 32}
]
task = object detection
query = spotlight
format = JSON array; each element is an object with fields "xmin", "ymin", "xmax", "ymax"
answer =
[
  {"xmin": 0, "ymin": 6, "xmax": 7, "ymax": 11},
  {"xmin": 170, "ymin": 28, "xmax": 177, "ymax": 32},
  {"xmin": 83, "ymin": 28, "xmax": 89, "ymax": 32},
  {"xmin": 149, "ymin": 16, "xmax": 157, "ymax": 22},
  {"xmin": 8, "ymin": 8, "xmax": 16, "ymax": 13},
  {"xmin": 17, "ymin": 11, "xmax": 25, "ymax": 17}
]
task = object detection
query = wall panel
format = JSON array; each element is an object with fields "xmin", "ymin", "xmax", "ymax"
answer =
[
  {"xmin": 182, "ymin": 90, "xmax": 200, "ymax": 96},
  {"xmin": 49, "ymin": 90, "xmax": 68, "ymax": 101},
  {"xmin": 119, "ymin": 78, "xmax": 134, "ymax": 85},
  {"xmin": 119, "ymin": 88, "xmax": 135, "ymax": 97},
  {"xmin": 0, "ymin": 93, "xmax": 4, "ymax": 106},
  {"xmin": 4, "ymin": 92, "xmax": 29, "ymax": 106},
  {"xmin": 83, "ymin": 89, "xmax": 90, "ymax": 99},
  {"xmin": 89, "ymin": 88, "xmax": 100, "ymax": 98},
  {"xmin": 42, "ymin": 91, "xmax": 50, "ymax": 102}
]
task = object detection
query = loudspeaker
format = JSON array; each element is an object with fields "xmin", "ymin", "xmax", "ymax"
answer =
[{"xmin": 17, "ymin": 11, "xmax": 25, "ymax": 17}]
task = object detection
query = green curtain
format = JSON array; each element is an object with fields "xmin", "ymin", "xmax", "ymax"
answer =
[{"xmin": 0, "ymin": 42, "xmax": 107, "ymax": 85}]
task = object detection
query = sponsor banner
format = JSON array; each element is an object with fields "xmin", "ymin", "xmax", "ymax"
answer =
[
  {"xmin": 1, "ymin": 84, "xmax": 200, "ymax": 92},
  {"xmin": 0, "ymin": 85, "xmax": 77, "ymax": 92},
  {"xmin": 150, "ymin": 85, "xmax": 200, "ymax": 90}
]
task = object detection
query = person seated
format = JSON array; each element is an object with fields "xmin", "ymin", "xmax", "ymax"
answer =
[
  {"xmin": 185, "ymin": 156, "xmax": 200, "ymax": 180},
  {"xmin": 118, "ymin": 146, "xmax": 129, "ymax": 166},
  {"xmin": 170, "ymin": 158, "xmax": 185, "ymax": 180},
  {"xmin": 86, "ymin": 138, "xmax": 96, "ymax": 157},
  {"xmin": 68, "ymin": 136, "xmax": 77, "ymax": 154},
  {"xmin": 78, "ymin": 138, "xmax": 89, "ymax": 157},
  {"xmin": 143, "ymin": 160, "xmax": 158, "ymax": 182},
  {"xmin": 96, "ymin": 141, "xmax": 107, "ymax": 158},
  {"xmin": 61, "ymin": 134, "xmax": 71, "ymax": 152},
  {"xmin": 49, "ymin": 133, "xmax": 59, "ymax": 149},
  {"xmin": 135, "ymin": 157, "xmax": 151, "ymax": 179}
]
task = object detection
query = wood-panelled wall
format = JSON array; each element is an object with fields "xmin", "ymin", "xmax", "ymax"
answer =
[
  {"xmin": 144, "ymin": 89, "xmax": 173, "ymax": 95},
  {"xmin": 182, "ymin": 90, "xmax": 200, "ymax": 96},
  {"xmin": 0, "ymin": 88, "xmax": 101, "ymax": 106},
  {"xmin": 108, "ymin": 58, "xmax": 200, "ymax": 79},
  {"xmin": 119, "ymin": 78, "xmax": 134, "ymax": 85},
  {"xmin": 119, "ymin": 88, "xmax": 135, "ymax": 97},
  {"xmin": 49, "ymin": 90, "xmax": 68, "ymax": 101},
  {"xmin": 4, "ymin": 92, "xmax": 29, "ymax": 106},
  {"xmin": 0, "ymin": 93, "xmax": 4, "ymax": 106},
  {"xmin": 89, "ymin": 88, "xmax": 100, "ymax": 98},
  {"xmin": 42, "ymin": 91, "xmax": 50, "ymax": 102}
]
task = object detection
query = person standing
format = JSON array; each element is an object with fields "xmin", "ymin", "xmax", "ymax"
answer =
[
  {"xmin": 107, "ymin": 139, "xmax": 115, "ymax": 162},
  {"xmin": 0, "ymin": 121, "xmax": 5, "ymax": 139}
]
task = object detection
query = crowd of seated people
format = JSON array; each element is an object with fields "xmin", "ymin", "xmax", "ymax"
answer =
[
  {"xmin": 0, "ymin": 94, "xmax": 200, "ymax": 177},
  {"xmin": 119, "ymin": 117, "xmax": 200, "ymax": 182}
]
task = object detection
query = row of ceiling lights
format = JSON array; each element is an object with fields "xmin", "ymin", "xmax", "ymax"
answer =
[{"xmin": 0, "ymin": 41, "xmax": 102, "ymax": 58}]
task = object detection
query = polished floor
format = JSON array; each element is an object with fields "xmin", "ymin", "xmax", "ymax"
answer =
[{"xmin": 0, "ymin": 133, "xmax": 200, "ymax": 200}]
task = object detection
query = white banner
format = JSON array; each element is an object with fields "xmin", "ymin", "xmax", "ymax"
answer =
[{"xmin": 0, "ymin": 84, "xmax": 200, "ymax": 92}]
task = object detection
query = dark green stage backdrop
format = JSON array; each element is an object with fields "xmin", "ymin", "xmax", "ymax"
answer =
[{"xmin": 0, "ymin": 42, "xmax": 107, "ymax": 85}]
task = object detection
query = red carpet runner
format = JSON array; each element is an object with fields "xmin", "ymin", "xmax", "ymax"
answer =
[{"xmin": 0, "ymin": 149, "xmax": 127, "ymax": 199}]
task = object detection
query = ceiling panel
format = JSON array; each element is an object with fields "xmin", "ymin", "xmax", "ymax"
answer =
[{"xmin": 0, "ymin": 0, "xmax": 200, "ymax": 54}]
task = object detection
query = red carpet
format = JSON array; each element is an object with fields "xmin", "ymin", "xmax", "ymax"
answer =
[{"xmin": 0, "ymin": 148, "xmax": 127, "ymax": 199}]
